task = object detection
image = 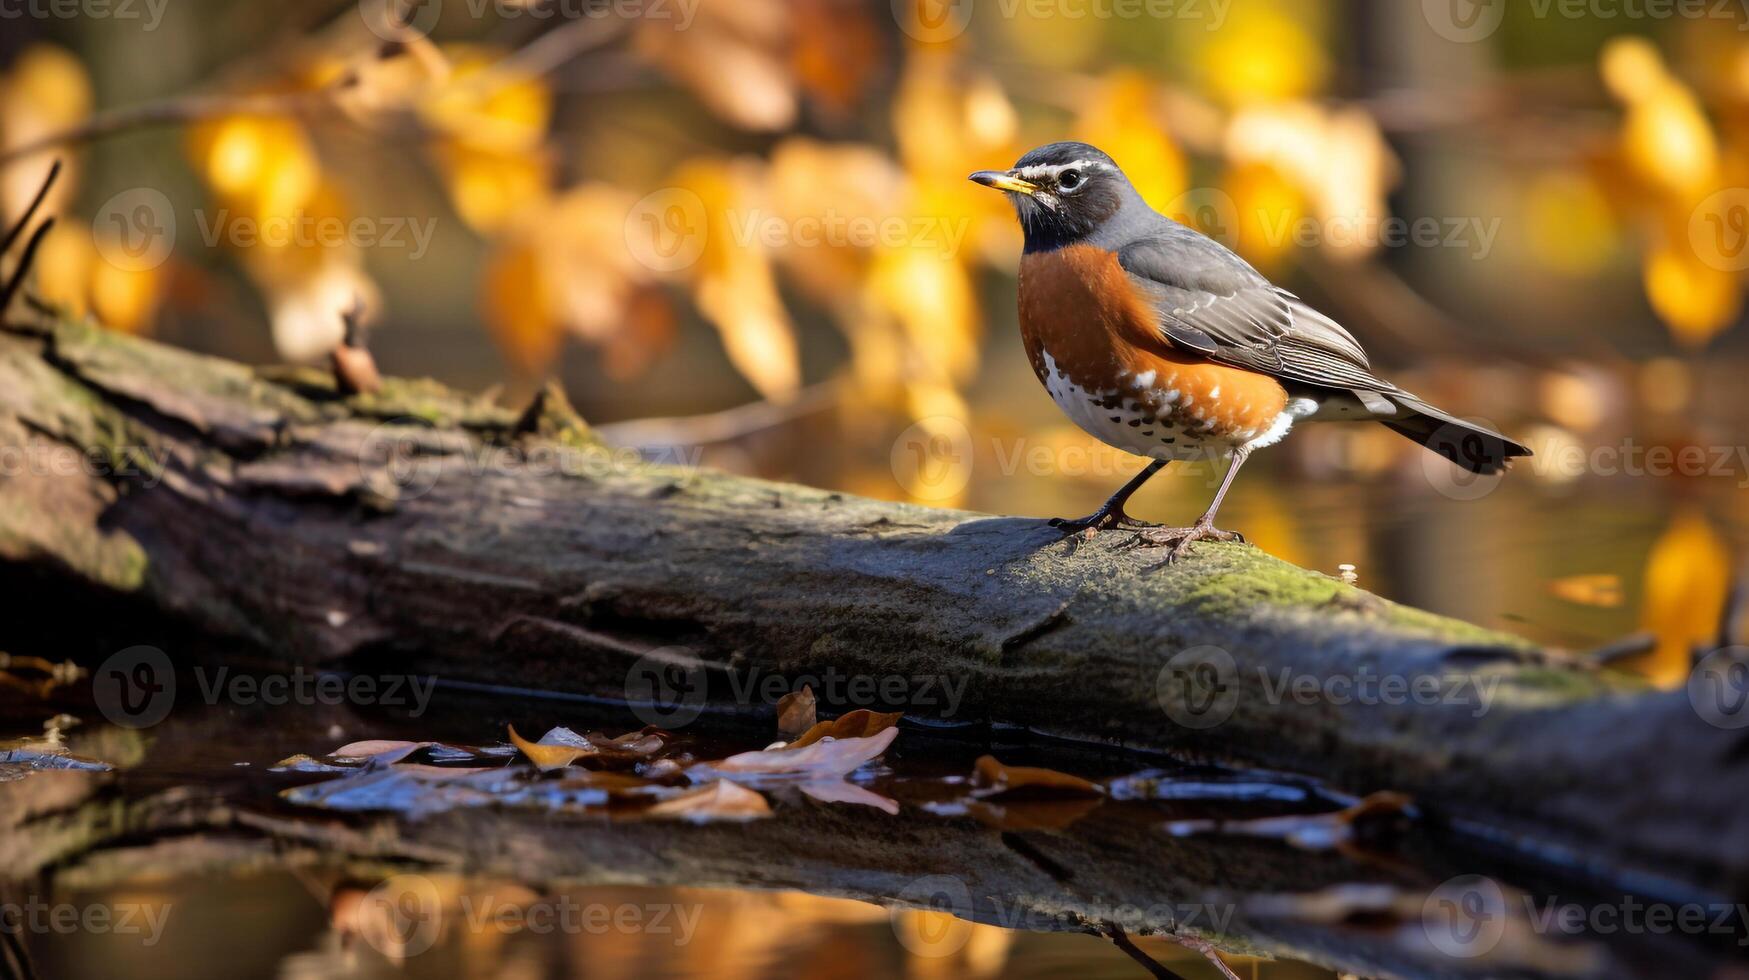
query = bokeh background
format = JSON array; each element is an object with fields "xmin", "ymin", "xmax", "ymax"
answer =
[{"xmin": 3, "ymin": 0, "xmax": 1747, "ymax": 689}]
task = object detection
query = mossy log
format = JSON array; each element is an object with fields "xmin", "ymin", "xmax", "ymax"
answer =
[{"xmin": 0, "ymin": 318, "xmax": 1744, "ymax": 900}]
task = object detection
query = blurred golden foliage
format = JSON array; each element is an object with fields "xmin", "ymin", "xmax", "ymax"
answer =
[{"xmin": 1634, "ymin": 508, "xmax": 1731, "ymax": 687}]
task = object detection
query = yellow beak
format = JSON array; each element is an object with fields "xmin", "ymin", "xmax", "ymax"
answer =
[{"xmin": 969, "ymin": 170, "xmax": 1038, "ymax": 196}]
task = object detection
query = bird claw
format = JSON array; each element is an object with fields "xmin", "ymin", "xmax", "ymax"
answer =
[
  {"xmin": 1133, "ymin": 523, "xmax": 1246, "ymax": 565},
  {"xmin": 1049, "ymin": 510, "xmax": 1152, "ymax": 535}
]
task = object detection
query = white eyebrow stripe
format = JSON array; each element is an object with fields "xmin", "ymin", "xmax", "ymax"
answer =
[{"xmin": 1015, "ymin": 160, "xmax": 1108, "ymax": 180}]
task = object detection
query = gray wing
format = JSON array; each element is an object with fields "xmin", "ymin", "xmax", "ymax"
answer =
[{"xmin": 1117, "ymin": 233, "xmax": 1395, "ymax": 397}]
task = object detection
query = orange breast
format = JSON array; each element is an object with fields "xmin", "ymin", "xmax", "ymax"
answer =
[{"xmin": 1018, "ymin": 245, "xmax": 1287, "ymax": 442}]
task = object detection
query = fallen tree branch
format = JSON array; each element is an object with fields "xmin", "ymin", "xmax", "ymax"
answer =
[{"xmin": 0, "ymin": 318, "xmax": 1744, "ymax": 902}]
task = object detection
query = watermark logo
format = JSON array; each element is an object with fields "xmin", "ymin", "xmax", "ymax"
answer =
[
  {"xmin": 1419, "ymin": 419, "xmax": 1510, "ymax": 501},
  {"xmin": 1166, "ymin": 187, "xmax": 1241, "ymax": 249},
  {"xmin": 623, "ymin": 646, "xmax": 709, "ymax": 728},
  {"xmin": 360, "ymin": 422, "xmax": 449, "ymax": 501},
  {"xmin": 360, "ymin": 0, "xmax": 442, "ymax": 41},
  {"xmin": 92, "ymin": 645, "xmax": 175, "ymax": 729},
  {"xmin": 1423, "ymin": 0, "xmax": 1507, "ymax": 42},
  {"xmin": 892, "ymin": 0, "xmax": 975, "ymax": 42},
  {"xmin": 359, "ymin": 874, "xmax": 444, "ymax": 959},
  {"xmin": 890, "ymin": 415, "xmax": 973, "ymax": 501},
  {"xmin": 1422, "ymin": 875, "xmax": 1508, "ymax": 958},
  {"xmin": 93, "ymin": 188, "xmax": 175, "ymax": 272},
  {"xmin": 891, "ymin": 875, "xmax": 975, "ymax": 957},
  {"xmin": 1689, "ymin": 647, "xmax": 1749, "ymax": 730},
  {"xmin": 625, "ymin": 188, "xmax": 708, "ymax": 272},
  {"xmin": 1156, "ymin": 645, "xmax": 1238, "ymax": 730},
  {"xmin": 0, "ymin": 0, "xmax": 170, "ymax": 30},
  {"xmin": 1690, "ymin": 188, "xmax": 1749, "ymax": 273}
]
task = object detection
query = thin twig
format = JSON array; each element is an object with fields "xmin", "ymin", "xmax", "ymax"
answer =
[
  {"xmin": 0, "ymin": 218, "xmax": 54, "ymax": 320},
  {"xmin": 1, "ymin": 160, "xmax": 60, "ymax": 256},
  {"xmin": 0, "ymin": 92, "xmax": 338, "ymax": 168},
  {"xmin": 1101, "ymin": 923, "xmax": 1192, "ymax": 980}
]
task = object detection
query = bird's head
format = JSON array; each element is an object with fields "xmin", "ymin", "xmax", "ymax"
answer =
[{"xmin": 970, "ymin": 141, "xmax": 1139, "ymax": 252}]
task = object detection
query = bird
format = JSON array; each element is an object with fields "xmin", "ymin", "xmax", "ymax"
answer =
[{"xmin": 970, "ymin": 141, "xmax": 1530, "ymax": 562}]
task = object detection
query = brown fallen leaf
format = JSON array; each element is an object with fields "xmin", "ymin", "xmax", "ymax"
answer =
[
  {"xmin": 509, "ymin": 725, "xmax": 590, "ymax": 770},
  {"xmin": 332, "ymin": 740, "xmax": 434, "ymax": 764},
  {"xmin": 645, "ymin": 779, "xmax": 771, "ymax": 822},
  {"xmin": 710, "ymin": 726, "xmax": 898, "ymax": 778},
  {"xmin": 1164, "ymin": 791, "xmax": 1414, "ymax": 851},
  {"xmin": 776, "ymin": 684, "xmax": 817, "ymax": 737},
  {"xmin": 787, "ymin": 708, "xmax": 902, "ymax": 749},
  {"xmin": 971, "ymin": 756, "xmax": 1103, "ymax": 799},
  {"xmin": 507, "ymin": 725, "xmax": 668, "ymax": 771}
]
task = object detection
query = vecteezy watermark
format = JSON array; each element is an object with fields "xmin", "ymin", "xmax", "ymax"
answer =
[
  {"xmin": 1422, "ymin": 875, "xmax": 1749, "ymax": 958},
  {"xmin": 1424, "ymin": 429, "xmax": 1749, "ymax": 501},
  {"xmin": 1424, "ymin": 0, "xmax": 1749, "ymax": 43},
  {"xmin": 726, "ymin": 210, "xmax": 971, "ymax": 259},
  {"xmin": 888, "ymin": 418, "xmax": 1267, "ymax": 502},
  {"xmin": 91, "ymin": 646, "xmax": 438, "ymax": 728},
  {"xmin": 621, "ymin": 190, "xmax": 972, "ymax": 273},
  {"xmin": 1690, "ymin": 188, "xmax": 1749, "ymax": 273},
  {"xmin": 891, "ymin": 0, "xmax": 1230, "ymax": 43},
  {"xmin": 890, "ymin": 873, "xmax": 1237, "ymax": 958},
  {"xmin": 0, "ymin": 0, "xmax": 168, "ymax": 30},
  {"xmin": 622, "ymin": 651, "xmax": 971, "ymax": 729},
  {"xmin": 0, "ymin": 897, "xmax": 173, "ymax": 946},
  {"xmin": 93, "ymin": 189, "xmax": 440, "ymax": 270},
  {"xmin": 1167, "ymin": 190, "xmax": 1502, "ymax": 261},
  {"xmin": 193, "ymin": 211, "xmax": 438, "ymax": 262},
  {"xmin": 1689, "ymin": 647, "xmax": 1749, "ymax": 730},
  {"xmin": 0, "ymin": 444, "xmax": 167, "ymax": 488},
  {"xmin": 1156, "ymin": 646, "xmax": 1504, "ymax": 730},
  {"xmin": 357, "ymin": 420, "xmax": 705, "ymax": 503},
  {"xmin": 354, "ymin": 875, "xmax": 702, "ymax": 960}
]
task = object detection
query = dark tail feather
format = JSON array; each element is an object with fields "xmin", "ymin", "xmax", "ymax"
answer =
[{"xmin": 1380, "ymin": 395, "xmax": 1531, "ymax": 476}]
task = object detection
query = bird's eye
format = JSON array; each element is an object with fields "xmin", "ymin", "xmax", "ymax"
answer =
[{"xmin": 1059, "ymin": 169, "xmax": 1084, "ymax": 191}]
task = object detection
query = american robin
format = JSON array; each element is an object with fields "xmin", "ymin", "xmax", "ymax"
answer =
[{"xmin": 971, "ymin": 142, "xmax": 1530, "ymax": 561}]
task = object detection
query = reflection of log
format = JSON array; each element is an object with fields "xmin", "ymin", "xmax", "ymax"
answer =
[
  {"xmin": 0, "ymin": 319, "xmax": 1744, "ymax": 901},
  {"xmin": 0, "ymin": 767, "xmax": 1706, "ymax": 980}
]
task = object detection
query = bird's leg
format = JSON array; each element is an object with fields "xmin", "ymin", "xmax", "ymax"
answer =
[
  {"xmin": 1137, "ymin": 447, "xmax": 1252, "ymax": 563},
  {"xmin": 1050, "ymin": 459, "xmax": 1167, "ymax": 534}
]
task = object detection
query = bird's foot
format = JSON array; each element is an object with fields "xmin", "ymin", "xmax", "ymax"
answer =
[
  {"xmin": 1050, "ymin": 507, "xmax": 1152, "ymax": 535},
  {"xmin": 1131, "ymin": 522, "xmax": 1246, "ymax": 565}
]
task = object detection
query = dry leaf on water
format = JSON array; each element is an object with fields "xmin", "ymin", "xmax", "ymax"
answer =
[
  {"xmin": 971, "ymin": 756, "xmax": 1102, "ymax": 799},
  {"xmin": 776, "ymin": 685, "xmax": 817, "ymax": 737},
  {"xmin": 508, "ymin": 725, "xmax": 667, "ymax": 771},
  {"xmin": 711, "ymin": 726, "xmax": 898, "ymax": 778},
  {"xmin": 1164, "ymin": 791, "xmax": 1414, "ymax": 851},
  {"xmin": 646, "ymin": 779, "xmax": 772, "ymax": 822},
  {"xmin": 787, "ymin": 708, "xmax": 901, "ymax": 749}
]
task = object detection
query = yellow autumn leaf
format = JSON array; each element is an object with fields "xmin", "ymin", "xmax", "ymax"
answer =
[
  {"xmin": 1074, "ymin": 71, "xmax": 1187, "ymax": 214},
  {"xmin": 1643, "ymin": 241, "xmax": 1740, "ymax": 347},
  {"xmin": 1224, "ymin": 163, "xmax": 1303, "ymax": 269},
  {"xmin": 1634, "ymin": 509, "xmax": 1732, "ymax": 687},
  {"xmin": 482, "ymin": 239, "xmax": 562, "ymax": 376},
  {"xmin": 31, "ymin": 222, "xmax": 95, "ymax": 318},
  {"xmin": 1197, "ymin": 4, "xmax": 1328, "ymax": 106},
  {"xmin": 88, "ymin": 254, "xmax": 163, "ymax": 335}
]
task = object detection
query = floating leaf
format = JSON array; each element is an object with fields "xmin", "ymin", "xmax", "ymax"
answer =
[
  {"xmin": 1547, "ymin": 574, "xmax": 1624, "ymax": 609},
  {"xmin": 970, "ymin": 756, "xmax": 1101, "ymax": 799},
  {"xmin": 776, "ymin": 685, "xmax": 817, "ymax": 737},
  {"xmin": 645, "ymin": 779, "xmax": 772, "ymax": 822},
  {"xmin": 711, "ymin": 726, "xmax": 898, "ymax": 778},
  {"xmin": 1164, "ymin": 791, "xmax": 1414, "ymax": 851},
  {"xmin": 787, "ymin": 708, "xmax": 902, "ymax": 749}
]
